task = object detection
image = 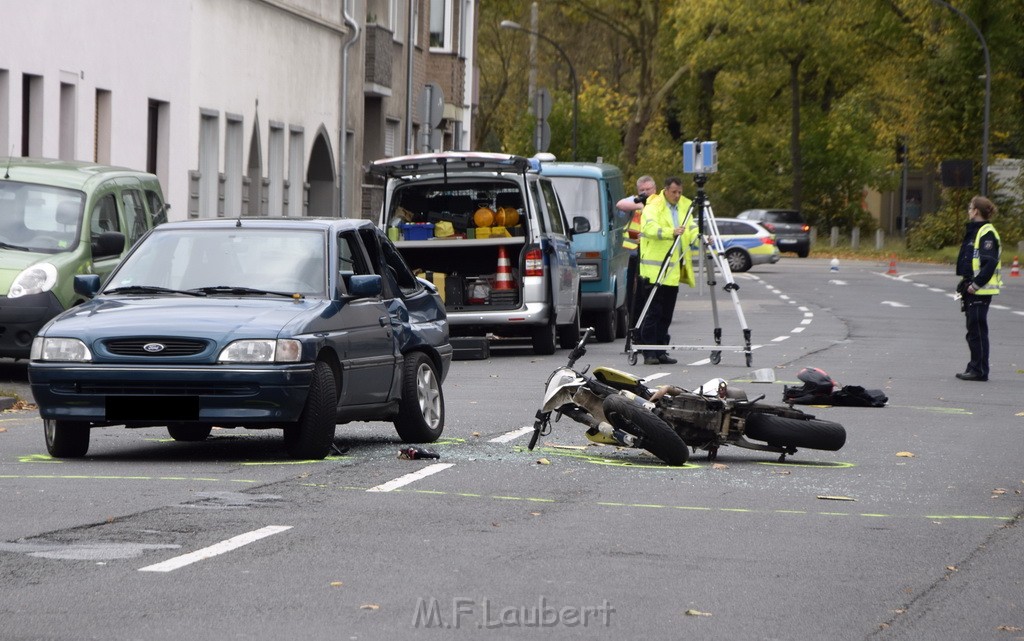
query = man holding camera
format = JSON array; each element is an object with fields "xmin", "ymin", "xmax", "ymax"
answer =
[
  {"xmin": 637, "ymin": 176, "xmax": 697, "ymax": 365},
  {"xmin": 617, "ymin": 175, "xmax": 658, "ymax": 324}
]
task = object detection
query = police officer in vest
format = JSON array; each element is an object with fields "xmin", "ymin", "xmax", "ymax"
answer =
[
  {"xmin": 616, "ymin": 175, "xmax": 657, "ymax": 324},
  {"xmin": 955, "ymin": 195, "xmax": 1002, "ymax": 382},
  {"xmin": 638, "ymin": 176, "xmax": 698, "ymax": 365}
]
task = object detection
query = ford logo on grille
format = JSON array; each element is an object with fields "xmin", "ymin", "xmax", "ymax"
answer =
[{"xmin": 143, "ymin": 343, "xmax": 166, "ymax": 353}]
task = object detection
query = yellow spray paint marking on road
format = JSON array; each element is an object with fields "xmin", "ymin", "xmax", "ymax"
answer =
[
  {"xmin": 0, "ymin": 474, "xmax": 261, "ymax": 484},
  {"xmin": 18, "ymin": 453, "xmax": 61, "ymax": 463},
  {"xmin": 516, "ymin": 445, "xmax": 699, "ymax": 469},
  {"xmin": 758, "ymin": 461, "xmax": 855, "ymax": 469},
  {"xmin": 241, "ymin": 455, "xmax": 350, "ymax": 465},
  {"xmin": 894, "ymin": 405, "xmax": 972, "ymax": 415}
]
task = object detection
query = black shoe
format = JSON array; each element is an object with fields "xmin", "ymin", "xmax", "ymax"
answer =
[
  {"xmin": 644, "ymin": 356, "xmax": 661, "ymax": 365},
  {"xmin": 955, "ymin": 371, "xmax": 988, "ymax": 381},
  {"xmin": 658, "ymin": 354, "xmax": 678, "ymax": 364}
]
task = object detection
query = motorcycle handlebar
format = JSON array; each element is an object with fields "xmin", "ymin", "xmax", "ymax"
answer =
[{"xmin": 567, "ymin": 327, "xmax": 595, "ymax": 368}]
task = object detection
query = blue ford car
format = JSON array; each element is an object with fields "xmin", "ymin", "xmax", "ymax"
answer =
[{"xmin": 29, "ymin": 218, "xmax": 453, "ymax": 460}]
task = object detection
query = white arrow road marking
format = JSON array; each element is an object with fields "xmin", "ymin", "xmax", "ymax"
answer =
[
  {"xmin": 139, "ymin": 525, "xmax": 291, "ymax": 573},
  {"xmin": 881, "ymin": 301, "xmax": 908, "ymax": 307},
  {"xmin": 367, "ymin": 463, "xmax": 455, "ymax": 493}
]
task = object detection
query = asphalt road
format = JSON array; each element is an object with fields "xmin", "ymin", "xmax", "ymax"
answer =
[{"xmin": 0, "ymin": 257, "xmax": 1021, "ymax": 640}]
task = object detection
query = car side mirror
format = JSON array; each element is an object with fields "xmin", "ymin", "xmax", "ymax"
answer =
[
  {"xmin": 346, "ymin": 274, "xmax": 383, "ymax": 299},
  {"xmin": 91, "ymin": 231, "xmax": 126, "ymax": 258},
  {"xmin": 572, "ymin": 216, "xmax": 591, "ymax": 235},
  {"xmin": 74, "ymin": 274, "xmax": 102, "ymax": 298}
]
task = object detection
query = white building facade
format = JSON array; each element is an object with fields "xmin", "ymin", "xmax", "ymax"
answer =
[{"xmin": 0, "ymin": 0, "xmax": 477, "ymax": 221}]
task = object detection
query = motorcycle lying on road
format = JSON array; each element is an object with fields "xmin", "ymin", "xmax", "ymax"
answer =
[{"xmin": 531, "ymin": 329, "xmax": 846, "ymax": 466}]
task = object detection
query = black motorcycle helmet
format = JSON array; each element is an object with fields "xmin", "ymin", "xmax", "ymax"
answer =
[{"xmin": 783, "ymin": 367, "xmax": 836, "ymax": 404}]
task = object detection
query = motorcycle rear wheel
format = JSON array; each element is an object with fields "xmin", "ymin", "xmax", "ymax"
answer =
[
  {"xmin": 602, "ymin": 395, "xmax": 689, "ymax": 466},
  {"xmin": 745, "ymin": 413, "xmax": 846, "ymax": 451}
]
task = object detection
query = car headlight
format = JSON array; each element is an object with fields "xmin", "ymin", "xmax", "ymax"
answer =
[
  {"xmin": 218, "ymin": 339, "xmax": 302, "ymax": 363},
  {"xmin": 9, "ymin": 263, "xmax": 58, "ymax": 298},
  {"xmin": 31, "ymin": 337, "xmax": 92, "ymax": 362}
]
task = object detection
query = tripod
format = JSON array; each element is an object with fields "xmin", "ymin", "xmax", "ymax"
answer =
[{"xmin": 624, "ymin": 173, "xmax": 753, "ymax": 366}]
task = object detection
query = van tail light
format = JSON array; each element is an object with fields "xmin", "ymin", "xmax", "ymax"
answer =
[
  {"xmin": 801, "ymin": 224, "xmax": 810, "ymax": 232},
  {"xmin": 524, "ymin": 248, "xmax": 544, "ymax": 276}
]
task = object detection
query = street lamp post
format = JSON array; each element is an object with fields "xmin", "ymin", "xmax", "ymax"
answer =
[
  {"xmin": 500, "ymin": 19, "xmax": 578, "ymax": 161},
  {"xmin": 931, "ymin": 0, "xmax": 991, "ymax": 196}
]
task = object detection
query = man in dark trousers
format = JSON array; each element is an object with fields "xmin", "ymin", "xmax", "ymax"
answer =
[{"xmin": 955, "ymin": 195, "xmax": 1002, "ymax": 382}]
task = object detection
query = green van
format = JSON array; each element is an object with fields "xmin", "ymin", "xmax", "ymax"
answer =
[{"xmin": 0, "ymin": 158, "xmax": 167, "ymax": 359}]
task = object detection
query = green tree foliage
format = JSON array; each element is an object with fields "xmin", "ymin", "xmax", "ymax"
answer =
[{"xmin": 474, "ymin": 0, "xmax": 1024, "ymax": 246}]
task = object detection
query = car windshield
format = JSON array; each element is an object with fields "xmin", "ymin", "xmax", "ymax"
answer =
[
  {"xmin": 0, "ymin": 181, "xmax": 83, "ymax": 253},
  {"xmin": 106, "ymin": 227, "xmax": 327, "ymax": 296},
  {"xmin": 549, "ymin": 176, "xmax": 602, "ymax": 231}
]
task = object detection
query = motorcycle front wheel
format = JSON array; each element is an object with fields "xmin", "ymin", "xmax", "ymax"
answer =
[
  {"xmin": 745, "ymin": 413, "xmax": 846, "ymax": 451},
  {"xmin": 602, "ymin": 395, "xmax": 689, "ymax": 466}
]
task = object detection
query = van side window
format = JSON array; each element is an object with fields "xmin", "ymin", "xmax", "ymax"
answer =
[
  {"xmin": 121, "ymin": 190, "xmax": 149, "ymax": 245},
  {"xmin": 146, "ymin": 190, "xmax": 167, "ymax": 226},
  {"xmin": 91, "ymin": 194, "xmax": 121, "ymax": 236},
  {"xmin": 538, "ymin": 180, "xmax": 566, "ymax": 235}
]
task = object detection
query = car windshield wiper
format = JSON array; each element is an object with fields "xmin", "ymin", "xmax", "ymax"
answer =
[
  {"xmin": 105, "ymin": 285, "xmax": 207, "ymax": 297},
  {"xmin": 190, "ymin": 285, "xmax": 303, "ymax": 299},
  {"xmin": 0, "ymin": 240, "xmax": 34, "ymax": 252}
]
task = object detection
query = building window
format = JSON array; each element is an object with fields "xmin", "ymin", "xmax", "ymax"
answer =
[
  {"xmin": 147, "ymin": 99, "xmax": 170, "ymax": 189},
  {"xmin": 95, "ymin": 89, "xmax": 111, "ymax": 164},
  {"xmin": 385, "ymin": 119, "xmax": 399, "ymax": 158},
  {"xmin": 198, "ymin": 109, "xmax": 220, "ymax": 218},
  {"xmin": 21, "ymin": 74, "xmax": 43, "ymax": 157},
  {"xmin": 224, "ymin": 114, "xmax": 244, "ymax": 218},
  {"xmin": 59, "ymin": 82, "xmax": 76, "ymax": 160},
  {"xmin": 268, "ymin": 122, "xmax": 285, "ymax": 216},
  {"xmin": 288, "ymin": 126, "xmax": 304, "ymax": 217},
  {"xmin": 429, "ymin": 0, "xmax": 452, "ymax": 50}
]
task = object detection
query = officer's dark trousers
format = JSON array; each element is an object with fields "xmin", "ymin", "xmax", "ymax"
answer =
[
  {"xmin": 964, "ymin": 294, "xmax": 992, "ymax": 377},
  {"xmin": 638, "ymin": 278, "xmax": 677, "ymax": 359}
]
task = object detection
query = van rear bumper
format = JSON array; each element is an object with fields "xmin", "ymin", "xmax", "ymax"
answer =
[
  {"xmin": 581, "ymin": 291, "xmax": 614, "ymax": 312},
  {"xmin": 0, "ymin": 292, "xmax": 65, "ymax": 359}
]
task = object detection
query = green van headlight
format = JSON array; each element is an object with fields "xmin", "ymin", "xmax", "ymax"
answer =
[{"xmin": 10, "ymin": 263, "xmax": 58, "ymax": 298}]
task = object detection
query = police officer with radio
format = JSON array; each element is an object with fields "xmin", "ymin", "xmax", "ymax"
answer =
[{"xmin": 955, "ymin": 195, "xmax": 1002, "ymax": 382}]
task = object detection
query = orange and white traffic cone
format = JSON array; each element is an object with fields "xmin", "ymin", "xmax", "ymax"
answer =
[
  {"xmin": 886, "ymin": 254, "xmax": 898, "ymax": 276},
  {"xmin": 494, "ymin": 246, "xmax": 515, "ymax": 290},
  {"xmin": 1010, "ymin": 256, "xmax": 1020, "ymax": 278}
]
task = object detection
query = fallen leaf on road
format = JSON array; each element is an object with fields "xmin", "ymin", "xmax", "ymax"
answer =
[
  {"xmin": 946, "ymin": 565, "xmax": 957, "ymax": 572},
  {"xmin": 330, "ymin": 581, "xmax": 343, "ymax": 587},
  {"xmin": 537, "ymin": 458, "xmax": 550, "ymax": 465},
  {"xmin": 996, "ymin": 625, "xmax": 1022, "ymax": 632},
  {"xmin": 817, "ymin": 495, "xmax": 856, "ymax": 501},
  {"xmin": 471, "ymin": 432, "xmax": 481, "ymax": 437},
  {"xmin": 992, "ymin": 488, "xmax": 1007, "ymax": 495},
  {"xmin": 772, "ymin": 469, "xmax": 792, "ymax": 475},
  {"xmin": 712, "ymin": 463, "xmax": 728, "ymax": 470},
  {"xmin": 685, "ymin": 609, "xmax": 712, "ymax": 617},
  {"xmin": 0, "ymin": 427, "xmax": 6, "ymax": 432},
  {"xmin": 896, "ymin": 451, "xmax": 915, "ymax": 458},
  {"xmin": 360, "ymin": 604, "xmax": 380, "ymax": 611}
]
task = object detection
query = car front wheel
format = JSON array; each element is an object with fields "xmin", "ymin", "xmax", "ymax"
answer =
[
  {"xmin": 45, "ymin": 419, "xmax": 90, "ymax": 458},
  {"xmin": 284, "ymin": 361, "xmax": 337, "ymax": 459},
  {"xmin": 394, "ymin": 352, "xmax": 445, "ymax": 442},
  {"xmin": 725, "ymin": 248, "xmax": 752, "ymax": 272}
]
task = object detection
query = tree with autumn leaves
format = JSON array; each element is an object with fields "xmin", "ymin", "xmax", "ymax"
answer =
[{"xmin": 475, "ymin": 0, "xmax": 1024, "ymax": 244}]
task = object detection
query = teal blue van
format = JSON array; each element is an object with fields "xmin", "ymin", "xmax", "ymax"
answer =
[
  {"xmin": 0, "ymin": 158, "xmax": 167, "ymax": 359},
  {"xmin": 540, "ymin": 159, "xmax": 630, "ymax": 342}
]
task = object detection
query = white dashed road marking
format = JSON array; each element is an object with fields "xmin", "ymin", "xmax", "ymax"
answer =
[
  {"xmin": 139, "ymin": 525, "xmax": 292, "ymax": 573},
  {"xmin": 366, "ymin": 463, "xmax": 455, "ymax": 493},
  {"xmin": 489, "ymin": 426, "xmax": 534, "ymax": 443}
]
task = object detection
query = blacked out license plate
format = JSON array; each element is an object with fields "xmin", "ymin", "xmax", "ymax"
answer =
[{"xmin": 106, "ymin": 396, "xmax": 200, "ymax": 421}]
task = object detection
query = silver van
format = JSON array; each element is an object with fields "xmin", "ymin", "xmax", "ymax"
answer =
[{"xmin": 369, "ymin": 152, "xmax": 588, "ymax": 356}]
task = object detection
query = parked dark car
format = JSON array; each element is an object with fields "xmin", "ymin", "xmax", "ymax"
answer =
[
  {"xmin": 736, "ymin": 209, "xmax": 811, "ymax": 257},
  {"xmin": 29, "ymin": 218, "xmax": 453, "ymax": 460}
]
